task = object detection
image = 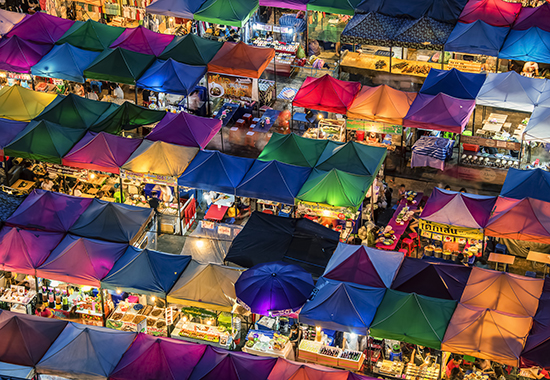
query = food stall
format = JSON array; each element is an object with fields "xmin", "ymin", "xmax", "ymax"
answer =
[
  {"xmin": 242, "ymin": 329, "xmax": 293, "ymax": 359},
  {"xmin": 303, "ymin": 118, "xmax": 346, "ymax": 142},
  {"xmin": 295, "ymin": 200, "xmax": 361, "ymax": 242},
  {"xmin": 0, "ymin": 284, "xmax": 36, "ymax": 315},
  {"xmin": 346, "ymin": 120, "xmax": 403, "ymax": 150}
]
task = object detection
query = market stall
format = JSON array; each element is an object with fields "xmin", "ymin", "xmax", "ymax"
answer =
[
  {"xmin": 91, "ymin": 102, "xmax": 166, "ymax": 134},
  {"xmin": 146, "ymin": 112, "xmax": 221, "ymax": 149},
  {"xmin": 0, "ymin": 119, "xmax": 29, "ymax": 160},
  {"xmin": 521, "ymin": 278, "xmax": 550, "ymax": 368},
  {"xmin": 258, "ymin": 133, "xmax": 328, "ymax": 168},
  {"xmin": 109, "ymin": 25, "xmax": 174, "ymax": 57},
  {"xmin": 0, "ymin": 85, "xmax": 58, "ymax": 122},
  {"xmin": 268, "ymin": 357, "xmax": 349, "ymax": 379},
  {"xmin": 410, "ymin": 136, "xmax": 455, "ymax": 171},
  {"xmin": 56, "ymin": 19, "xmax": 125, "ymax": 52},
  {"xmin": 0, "ymin": 9, "xmax": 26, "ymax": 36},
  {"xmin": 0, "ymin": 36, "xmax": 52, "ymax": 75},
  {"xmin": 159, "ymin": 34, "xmax": 223, "ymax": 66},
  {"xmin": 31, "ymin": 44, "xmax": 100, "ymax": 83},
  {"xmin": 6, "ymin": 12, "xmax": 74, "ymax": 45}
]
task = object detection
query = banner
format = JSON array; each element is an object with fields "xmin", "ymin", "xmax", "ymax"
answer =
[
  {"xmin": 120, "ymin": 169, "xmax": 177, "ymax": 187},
  {"xmin": 419, "ymin": 219, "xmax": 483, "ymax": 240},
  {"xmin": 208, "ymin": 73, "xmax": 256, "ymax": 102},
  {"xmin": 347, "ymin": 119, "xmax": 403, "ymax": 135}
]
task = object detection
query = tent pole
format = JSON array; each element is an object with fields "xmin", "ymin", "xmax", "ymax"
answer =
[
  {"xmin": 186, "ymin": 94, "xmax": 190, "ymax": 113},
  {"xmin": 291, "ymin": 104, "xmax": 294, "ymax": 132},
  {"xmin": 177, "ymin": 185, "xmax": 182, "ymax": 235},
  {"xmin": 31, "ymin": 75, "xmax": 35, "ymax": 91},
  {"xmin": 206, "ymin": 75, "xmax": 211, "ymax": 117},
  {"xmin": 370, "ymin": 183, "xmax": 375, "ymax": 223},
  {"xmin": 458, "ymin": 134, "xmax": 462, "ymax": 165},
  {"xmin": 99, "ymin": 287, "xmax": 106, "ymax": 327},
  {"xmin": 3, "ymin": 155, "xmax": 8, "ymax": 186},
  {"xmin": 472, "ymin": 107, "xmax": 476, "ymax": 133},
  {"xmin": 441, "ymin": 50, "xmax": 444, "ymax": 70},
  {"xmin": 134, "ymin": 83, "xmax": 138, "ymax": 105},
  {"xmin": 119, "ymin": 175, "xmax": 123, "ymax": 203},
  {"xmin": 273, "ymin": 55, "xmax": 277, "ymax": 106},
  {"xmin": 518, "ymin": 133, "xmax": 524, "ymax": 167},
  {"xmin": 165, "ymin": 295, "xmax": 169, "ymax": 337},
  {"xmin": 34, "ymin": 270, "xmax": 39, "ymax": 294},
  {"xmin": 389, "ymin": 45, "xmax": 393, "ymax": 74}
]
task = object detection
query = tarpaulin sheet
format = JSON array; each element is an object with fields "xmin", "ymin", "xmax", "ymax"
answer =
[
  {"xmin": 0, "ymin": 36, "xmax": 52, "ymax": 74},
  {"xmin": 137, "ymin": 58, "xmax": 206, "ymax": 96},
  {"xmin": 146, "ymin": 0, "xmax": 208, "ymax": 18},
  {"xmin": 110, "ymin": 25, "xmax": 173, "ymax": 56},
  {"xmin": 31, "ymin": 44, "xmax": 99, "ymax": 83},
  {"xmin": 420, "ymin": 68, "xmax": 486, "ymax": 100},
  {"xmin": 458, "ymin": 0, "xmax": 521, "ymax": 26},
  {"xmin": 56, "ymin": 19, "xmax": 124, "ymax": 51},
  {"xmin": 6, "ymin": 12, "xmax": 73, "ymax": 44}
]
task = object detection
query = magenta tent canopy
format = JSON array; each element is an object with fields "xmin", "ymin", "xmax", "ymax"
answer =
[
  {"xmin": 293, "ymin": 74, "xmax": 361, "ymax": 114},
  {"xmin": 404, "ymin": 93, "xmax": 475, "ymax": 133},
  {"xmin": 6, "ymin": 12, "xmax": 74, "ymax": 44},
  {"xmin": 146, "ymin": 112, "xmax": 222, "ymax": 149},
  {"xmin": 62, "ymin": 132, "xmax": 142, "ymax": 174},
  {"xmin": 0, "ymin": 36, "xmax": 52, "ymax": 74},
  {"xmin": 259, "ymin": 0, "xmax": 308, "ymax": 10},
  {"xmin": 513, "ymin": 2, "xmax": 550, "ymax": 32},
  {"xmin": 6, "ymin": 189, "xmax": 92, "ymax": 232},
  {"xmin": 110, "ymin": 333, "xmax": 206, "ymax": 380},
  {"xmin": 110, "ymin": 25, "xmax": 174, "ymax": 56}
]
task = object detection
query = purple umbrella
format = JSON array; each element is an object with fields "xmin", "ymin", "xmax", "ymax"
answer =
[{"xmin": 235, "ymin": 261, "xmax": 314, "ymax": 316}]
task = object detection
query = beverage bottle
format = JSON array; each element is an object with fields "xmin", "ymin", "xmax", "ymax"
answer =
[
  {"xmin": 62, "ymin": 291, "xmax": 69, "ymax": 311},
  {"xmin": 55, "ymin": 290, "xmax": 62, "ymax": 309},
  {"xmin": 48, "ymin": 288, "xmax": 55, "ymax": 309}
]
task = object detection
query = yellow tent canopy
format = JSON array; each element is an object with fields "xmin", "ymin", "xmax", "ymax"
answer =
[
  {"xmin": 121, "ymin": 139, "xmax": 198, "ymax": 178},
  {"xmin": 0, "ymin": 85, "xmax": 58, "ymax": 121},
  {"xmin": 167, "ymin": 261, "xmax": 243, "ymax": 312}
]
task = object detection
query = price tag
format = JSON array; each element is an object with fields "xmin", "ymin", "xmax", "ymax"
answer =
[
  {"xmin": 201, "ymin": 220, "xmax": 214, "ymax": 229},
  {"xmin": 432, "ymin": 233, "xmax": 443, "ymax": 241},
  {"xmin": 421, "ymin": 230, "xmax": 432, "ymax": 238},
  {"xmin": 218, "ymin": 226, "xmax": 231, "ymax": 236},
  {"xmin": 165, "ymin": 307, "xmax": 174, "ymax": 325},
  {"xmin": 273, "ymin": 26, "xmax": 281, "ymax": 33}
]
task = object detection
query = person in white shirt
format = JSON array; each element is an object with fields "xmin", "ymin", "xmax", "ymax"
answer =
[
  {"xmin": 112, "ymin": 83, "xmax": 124, "ymax": 99},
  {"xmin": 85, "ymin": 85, "xmax": 99, "ymax": 101},
  {"xmin": 41, "ymin": 177, "xmax": 54, "ymax": 191}
]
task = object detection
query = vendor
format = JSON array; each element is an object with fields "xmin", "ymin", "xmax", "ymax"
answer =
[
  {"xmin": 152, "ymin": 184, "xmax": 173, "ymax": 203},
  {"xmin": 446, "ymin": 355, "xmax": 463, "ymax": 378},
  {"xmin": 366, "ymin": 132, "xmax": 379, "ymax": 145},
  {"xmin": 35, "ymin": 300, "xmax": 53, "ymax": 318},
  {"xmin": 41, "ymin": 176, "xmax": 54, "ymax": 191},
  {"xmin": 20, "ymin": 161, "xmax": 37, "ymax": 182},
  {"xmin": 289, "ymin": 324, "xmax": 302, "ymax": 356}
]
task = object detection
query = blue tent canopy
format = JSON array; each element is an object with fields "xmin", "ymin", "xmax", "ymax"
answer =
[
  {"xmin": 340, "ymin": 12, "xmax": 401, "ymax": 47},
  {"xmin": 356, "ymin": 0, "xmax": 467, "ymax": 23},
  {"xmin": 146, "ymin": 0, "xmax": 207, "ymax": 18},
  {"xmin": 420, "ymin": 68, "xmax": 486, "ymax": 99},
  {"xmin": 31, "ymin": 44, "xmax": 99, "ymax": 83},
  {"xmin": 499, "ymin": 27, "xmax": 550, "ymax": 64},
  {"xmin": 101, "ymin": 247, "xmax": 191, "ymax": 296},
  {"xmin": 136, "ymin": 58, "xmax": 207, "ymax": 96},
  {"xmin": 0, "ymin": 361, "xmax": 34, "ymax": 380},
  {"xmin": 299, "ymin": 278, "xmax": 386, "ymax": 334},
  {"xmin": 392, "ymin": 16, "xmax": 454, "ymax": 50},
  {"xmin": 236, "ymin": 160, "xmax": 312, "ymax": 205},
  {"xmin": 501, "ymin": 168, "xmax": 550, "ymax": 203},
  {"xmin": 178, "ymin": 150, "xmax": 254, "ymax": 194},
  {"xmin": 524, "ymin": 106, "xmax": 550, "ymax": 143},
  {"xmin": 445, "ymin": 20, "xmax": 509, "ymax": 57}
]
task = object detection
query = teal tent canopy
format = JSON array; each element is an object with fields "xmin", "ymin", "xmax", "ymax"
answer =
[
  {"xmin": 91, "ymin": 101, "xmax": 166, "ymax": 134},
  {"xmin": 56, "ymin": 19, "xmax": 125, "ymax": 51},
  {"xmin": 159, "ymin": 33, "xmax": 223, "ymax": 65},
  {"xmin": 84, "ymin": 47, "xmax": 155, "ymax": 84},
  {"xmin": 315, "ymin": 141, "xmax": 387, "ymax": 176},
  {"xmin": 258, "ymin": 133, "xmax": 328, "ymax": 168}
]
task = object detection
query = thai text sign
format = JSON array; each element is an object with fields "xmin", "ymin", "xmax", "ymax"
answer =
[{"xmin": 419, "ymin": 219, "xmax": 483, "ymax": 240}]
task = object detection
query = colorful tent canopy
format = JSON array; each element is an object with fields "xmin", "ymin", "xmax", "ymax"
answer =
[
  {"xmin": 0, "ymin": 226, "xmax": 64, "ymax": 275},
  {"xmin": 208, "ymin": 41, "xmax": 275, "ymax": 79},
  {"xmin": 476, "ymin": 71, "xmax": 546, "ymax": 113},
  {"xmin": 6, "ymin": 12, "xmax": 74, "ymax": 44},
  {"xmin": 226, "ymin": 212, "xmax": 340, "ymax": 277},
  {"xmin": 110, "ymin": 26, "xmax": 174, "ymax": 56},
  {"xmin": 4, "ymin": 120, "xmax": 85, "ymax": 164},
  {"xmin": 36, "ymin": 323, "xmax": 136, "ymax": 380},
  {"xmin": 236, "ymin": 160, "xmax": 312, "ymax": 205},
  {"xmin": 357, "ymin": 0, "xmax": 467, "ymax": 23},
  {"xmin": 537, "ymin": 81, "xmax": 550, "ymax": 107},
  {"xmin": 296, "ymin": 168, "xmax": 373, "ymax": 208},
  {"xmin": 167, "ymin": 260, "xmax": 243, "ymax": 311},
  {"xmin": 513, "ymin": 2, "xmax": 550, "ymax": 32},
  {"xmin": 0, "ymin": 85, "xmax": 57, "ymax": 121},
  {"xmin": 500, "ymin": 168, "xmax": 550, "ymax": 202},
  {"xmin": 0, "ymin": 36, "xmax": 52, "ymax": 74},
  {"xmin": 485, "ymin": 197, "xmax": 550, "ymax": 244},
  {"xmin": 444, "ymin": 20, "xmax": 509, "ymax": 56},
  {"xmin": 136, "ymin": 58, "xmax": 206, "ymax": 96},
  {"xmin": 62, "ymin": 132, "xmax": 141, "ymax": 174},
  {"xmin": 322, "ymin": 243, "xmax": 404, "ymax": 288},
  {"xmin": 101, "ymin": 247, "xmax": 191, "ymax": 296},
  {"xmin": 0, "ymin": 312, "xmax": 67, "ymax": 367},
  {"xmin": 300, "ymin": 278, "xmax": 385, "ymax": 334},
  {"xmin": 420, "ymin": 68, "xmax": 486, "ymax": 100},
  {"xmin": 56, "ymin": 19, "xmax": 124, "ymax": 52},
  {"xmin": 194, "ymin": 0, "xmax": 259, "ymax": 27},
  {"xmin": 31, "ymin": 43, "xmax": 99, "ymax": 83},
  {"xmin": 340, "ymin": 12, "xmax": 400, "ymax": 47},
  {"xmin": 404, "ymin": 93, "xmax": 475, "ymax": 133},
  {"xmin": 178, "ymin": 150, "xmax": 254, "ymax": 194},
  {"xmin": 307, "ymin": 0, "xmax": 362, "ymax": 15},
  {"xmin": 499, "ymin": 27, "xmax": 550, "ymax": 65},
  {"xmin": 0, "ymin": 361, "xmax": 34, "ymax": 379},
  {"xmin": 146, "ymin": 0, "xmax": 208, "ymax": 18},
  {"xmin": 258, "ymin": 133, "xmax": 328, "ymax": 168},
  {"xmin": 521, "ymin": 278, "xmax": 550, "ymax": 368},
  {"xmin": 146, "ymin": 111, "xmax": 221, "ymax": 149},
  {"xmin": 392, "ymin": 17, "xmax": 454, "ymax": 50},
  {"xmin": 0, "ymin": 10, "xmax": 27, "ymax": 36},
  {"xmin": 315, "ymin": 141, "xmax": 387, "ymax": 176},
  {"xmin": 122, "ymin": 140, "xmax": 199, "ymax": 177},
  {"xmin": 370, "ymin": 290, "xmax": 457, "ymax": 349},
  {"xmin": 460, "ymin": 267, "xmax": 544, "ymax": 317},
  {"xmin": 458, "ymin": 0, "xmax": 521, "ymax": 26},
  {"xmin": 6, "ymin": 189, "xmax": 92, "ymax": 232},
  {"xmin": 36, "ymin": 234, "xmax": 128, "ymax": 287},
  {"xmin": 524, "ymin": 106, "xmax": 550, "ymax": 143},
  {"xmin": 391, "ymin": 258, "xmax": 472, "ymax": 300},
  {"xmin": 159, "ymin": 34, "xmax": 223, "ymax": 66},
  {"xmin": 109, "ymin": 333, "xmax": 207, "ymax": 380},
  {"xmin": 0, "ymin": 118, "xmax": 27, "ymax": 159},
  {"xmin": 347, "ymin": 84, "xmax": 416, "ymax": 125},
  {"xmin": 259, "ymin": 0, "xmax": 308, "ymax": 10},
  {"xmin": 84, "ymin": 47, "xmax": 155, "ymax": 84},
  {"xmin": 442, "ymin": 303, "xmax": 532, "ymax": 367},
  {"xmin": 189, "ymin": 346, "xmax": 276, "ymax": 380},
  {"xmin": 91, "ymin": 102, "xmax": 165, "ymax": 134},
  {"xmin": 420, "ymin": 188, "xmax": 497, "ymax": 229},
  {"xmin": 293, "ymin": 75, "xmax": 361, "ymax": 114},
  {"xmin": 69, "ymin": 199, "xmax": 153, "ymax": 244},
  {"xmin": 268, "ymin": 358, "xmax": 349, "ymax": 380}
]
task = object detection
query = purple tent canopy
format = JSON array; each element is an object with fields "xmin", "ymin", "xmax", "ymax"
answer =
[
  {"xmin": 189, "ymin": 346, "xmax": 276, "ymax": 380},
  {"xmin": 146, "ymin": 112, "xmax": 222, "ymax": 149},
  {"xmin": 513, "ymin": 2, "xmax": 550, "ymax": 33},
  {"xmin": 6, "ymin": 190, "xmax": 92, "ymax": 232},
  {"xmin": 521, "ymin": 278, "xmax": 550, "ymax": 368},
  {"xmin": 0, "ymin": 36, "xmax": 52, "ymax": 73},
  {"xmin": 0, "ymin": 118, "xmax": 27, "ymax": 158},
  {"xmin": 391, "ymin": 257, "xmax": 472, "ymax": 300},
  {"xmin": 110, "ymin": 25, "xmax": 174, "ymax": 56},
  {"xmin": 110, "ymin": 333, "xmax": 206, "ymax": 380},
  {"xmin": 403, "ymin": 93, "xmax": 476, "ymax": 133},
  {"xmin": 259, "ymin": 0, "xmax": 308, "ymax": 10},
  {"xmin": 6, "ymin": 12, "xmax": 74, "ymax": 44}
]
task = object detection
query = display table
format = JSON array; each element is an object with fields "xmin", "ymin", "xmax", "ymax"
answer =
[
  {"xmin": 411, "ymin": 137, "xmax": 454, "ymax": 171},
  {"xmin": 205, "ymin": 204, "xmax": 229, "ymax": 221},
  {"xmin": 404, "ymin": 362, "xmax": 441, "ymax": 380},
  {"xmin": 373, "ymin": 360, "xmax": 405, "ymax": 377},
  {"xmin": 242, "ymin": 330, "xmax": 293, "ymax": 360},
  {"xmin": 9, "ymin": 179, "xmax": 35, "ymax": 193},
  {"xmin": 0, "ymin": 287, "xmax": 36, "ymax": 315},
  {"xmin": 254, "ymin": 109, "xmax": 281, "ymax": 133},
  {"xmin": 215, "ymin": 103, "xmax": 240, "ymax": 127},
  {"xmin": 171, "ymin": 320, "xmax": 233, "ymax": 349},
  {"xmin": 298, "ymin": 340, "xmax": 364, "ymax": 371},
  {"xmin": 376, "ymin": 192, "xmax": 423, "ymax": 251},
  {"xmin": 107, "ymin": 303, "xmax": 166, "ymax": 334}
]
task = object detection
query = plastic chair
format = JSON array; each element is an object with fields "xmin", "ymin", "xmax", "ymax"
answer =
[
  {"xmin": 398, "ymin": 248, "xmax": 409, "ymax": 257},
  {"xmin": 400, "ymin": 238, "xmax": 417, "ymax": 257},
  {"xmin": 525, "ymin": 271, "xmax": 537, "ymax": 278},
  {"xmin": 495, "ymin": 244, "xmax": 507, "ymax": 254}
]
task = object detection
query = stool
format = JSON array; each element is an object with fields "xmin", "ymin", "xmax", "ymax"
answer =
[
  {"xmin": 242, "ymin": 113, "xmax": 253, "ymax": 125},
  {"xmin": 398, "ymin": 248, "xmax": 408, "ymax": 256},
  {"xmin": 235, "ymin": 119, "xmax": 246, "ymax": 129},
  {"xmin": 252, "ymin": 117, "xmax": 261, "ymax": 126},
  {"xmin": 356, "ymin": 130, "xmax": 365, "ymax": 141},
  {"xmin": 249, "ymin": 123, "xmax": 257, "ymax": 131},
  {"xmin": 245, "ymin": 131, "xmax": 257, "ymax": 147},
  {"xmin": 229, "ymin": 127, "xmax": 242, "ymax": 144},
  {"xmin": 495, "ymin": 244, "xmax": 507, "ymax": 254},
  {"xmin": 400, "ymin": 238, "xmax": 417, "ymax": 256},
  {"xmin": 408, "ymin": 232, "xmax": 418, "ymax": 240}
]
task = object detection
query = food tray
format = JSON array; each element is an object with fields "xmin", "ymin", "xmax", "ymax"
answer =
[{"xmin": 150, "ymin": 308, "xmax": 164, "ymax": 318}]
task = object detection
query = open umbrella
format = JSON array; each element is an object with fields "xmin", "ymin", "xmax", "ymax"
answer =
[{"xmin": 235, "ymin": 261, "xmax": 314, "ymax": 316}]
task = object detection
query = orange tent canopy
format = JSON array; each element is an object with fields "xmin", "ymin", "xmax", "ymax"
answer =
[
  {"xmin": 347, "ymin": 85, "xmax": 417, "ymax": 125},
  {"xmin": 207, "ymin": 41, "xmax": 275, "ymax": 79},
  {"xmin": 442, "ymin": 303, "xmax": 532, "ymax": 367}
]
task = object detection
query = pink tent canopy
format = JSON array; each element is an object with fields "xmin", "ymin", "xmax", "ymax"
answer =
[
  {"xmin": 404, "ymin": 93, "xmax": 475, "ymax": 134},
  {"xmin": 458, "ymin": 0, "xmax": 522, "ymax": 27},
  {"xmin": 6, "ymin": 12, "xmax": 74, "ymax": 44},
  {"xmin": 146, "ymin": 112, "xmax": 222, "ymax": 149},
  {"xmin": 293, "ymin": 74, "xmax": 361, "ymax": 114},
  {"xmin": 0, "ymin": 226, "xmax": 64, "ymax": 275},
  {"xmin": 513, "ymin": 2, "xmax": 550, "ymax": 32},
  {"xmin": 62, "ymin": 132, "xmax": 142, "ymax": 174},
  {"xmin": 259, "ymin": 0, "xmax": 308, "ymax": 10},
  {"xmin": 0, "ymin": 36, "xmax": 52, "ymax": 74},
  {"xmin": 460, "ymin": 267, "xmax": 544, "ymax": 317},
  {"xmin": 110, "ymin": 25, "xmax": 174, "ymax": 56},
  {"xmin": 267, "ymin": 358, "xmax": 349, "ymax": 380}
]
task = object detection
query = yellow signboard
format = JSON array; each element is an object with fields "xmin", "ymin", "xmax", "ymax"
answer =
[{"xmin": 419, "ymin": 219, "xmax": 483, "ymax": 240}]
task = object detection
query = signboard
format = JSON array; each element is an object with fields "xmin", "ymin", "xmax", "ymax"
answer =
[
  {"xmin": 200, "ymin": 220, "xmax": 215, "ymax": 230},
  {"xmin": 120, "ymin": 169, "xmax": 177, "ymax": 187},
  {"xmin": 218, "ymin": 225, "xmax": 231, "ymax": 236},
  {"xmin": 45, "ymin": 163, "xmax": 86, "ymax": 177},
  {"xmin": 208, "ymin": 73, "xmax": 254, "ymax": 102},
  {"xmin": 419, "ymin": 219, "xmax": 483, "ymax": 240},
  {"xmin": 461, "ymin": 135, "xmax": 521, "ymax": 151},
  {"xmin": 347, "ymin": 119, "xmax": 403, "ymax": 135}
]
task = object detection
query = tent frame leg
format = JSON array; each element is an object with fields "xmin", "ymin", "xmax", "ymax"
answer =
[{"xmin": 99, "ymin": 287, "xmax": 106, "ymax": 327}]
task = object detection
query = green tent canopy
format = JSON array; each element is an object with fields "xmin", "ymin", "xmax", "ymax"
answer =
[
  {"xmin": 315, "ymin": 141, "xmax": 387, "ymax": 176},
  {"xmin": 34, "ymin": 93, "xmax": 119, "ymax": 131},
  {"xmin": 258, "ymin": 133, "xmax": 328, "ymax": 168},
  {"xmin": 369, "ymin": 289, "xmax": 457, "ymax": 350},
  {"xmin": 194, "ymin": 0, "xmax": 259, "ymax": 27},
  {"xmin": 159, "ymin": 34, "xmax": 223, "ymax": 66},
  {"xmin": 84, "ymin": 47, "xmax": 155, "ymax": 84},
  {"xmin": 4, "ymin": 120, "xmax": 85, "ymax": 164},
  {"xmin": 297, "ymin": 168, "xmax": 373, "ymax": 208},
  {"xmin": 306, "ymin": 0, "xmax": 362, "ymax": 15},
  {"xmin": 56, "ymin": 20, "xmax": 125, "ymax": 52},
  {"xmin": 91, "ymin": 102, "xmax": 166, "ymax": 134}
]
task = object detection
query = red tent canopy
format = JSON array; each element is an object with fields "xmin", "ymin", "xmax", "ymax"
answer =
[
  {"xmin": 458, "ymin": 0, "xmax": 522, "ymax": 27},
  {"xmin": 267, "ymin": 358, "xmax": 349, "ymax": 380},
  {"xmin": 207, "ymin": 41, "xmax": 275, "ymax": 79},
  {"xmin": 293, "ymin": 74, "xmax": 361, "ymax": 114}
]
